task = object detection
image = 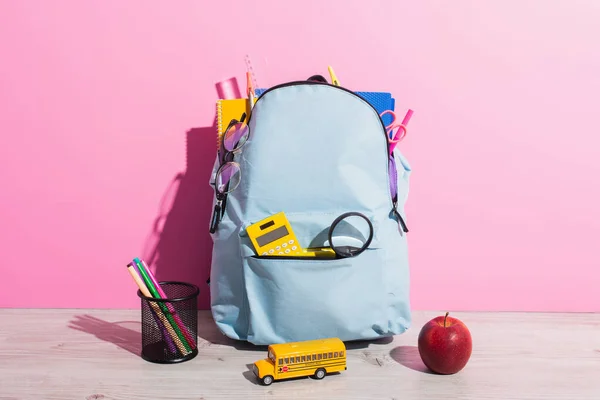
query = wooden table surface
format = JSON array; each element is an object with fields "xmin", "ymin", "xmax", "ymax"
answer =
[{"xmin": 0, "ymin": 309, "xmax": 598, "ymax": 399}]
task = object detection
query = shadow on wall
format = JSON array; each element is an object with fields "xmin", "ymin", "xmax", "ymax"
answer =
[{"xmin": 141, "ymin": 78, "xmax": 243, "ymax": 310}]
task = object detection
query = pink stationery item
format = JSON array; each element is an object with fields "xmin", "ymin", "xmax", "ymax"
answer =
[{"xmin": 383, "ymin": 109, "xmax": 414, "ymax": 154}]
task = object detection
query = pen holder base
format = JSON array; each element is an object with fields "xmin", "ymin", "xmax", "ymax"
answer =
[
  {"xmin": 141, "ymin": 342, "xmax": 199, "ymax": 364},
  {"xmin": 137, "ymin": 281, "xmax": 199, "ymax": 364}
]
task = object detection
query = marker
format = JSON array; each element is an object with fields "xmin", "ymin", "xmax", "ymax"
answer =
[
  {"xmin": 400, "ymin": 109, "xmax": 414, "ymax": 127},
  {"xmin": 130, "ymin": 262, "xmax": 176, "ymax": 353},
  {"xmin": 126, "ymin": 263, "xmax": 188, "ymax": 354},
  {"xmin": 136, "ymin": 258, "xmax": 196, "ymax": 349},
  {"xmin": 132, "ymin": 259, "xmax": 192, "ymax": 353}
]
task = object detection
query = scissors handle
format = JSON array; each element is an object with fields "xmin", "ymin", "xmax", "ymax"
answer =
[
  {"xmin": 379, "ymin": 110, "xmax": 397, "ymax": 130},
  {"xmin": 388, "ymin": 124, "xmax": 407, "ymax": 144}
]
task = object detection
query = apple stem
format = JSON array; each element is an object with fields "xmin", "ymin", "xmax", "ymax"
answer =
[{"xmin": 444, "ymin": 312, "xmax": 449, "ymax": 328}]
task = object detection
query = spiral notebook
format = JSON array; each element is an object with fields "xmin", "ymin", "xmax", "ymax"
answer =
[{"xmin": 215, "ymin": 98, "xmax": 251, "ymax": 148}]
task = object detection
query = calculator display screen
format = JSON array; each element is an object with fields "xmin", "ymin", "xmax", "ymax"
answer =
[{"xmin": 256, "ymin": 225, "xmax": 289, "ymax": 247}]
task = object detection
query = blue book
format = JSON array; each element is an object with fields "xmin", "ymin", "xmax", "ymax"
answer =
[{"xmin": 355, "ymin": 91, "xmax": 395, "ymax": 126}]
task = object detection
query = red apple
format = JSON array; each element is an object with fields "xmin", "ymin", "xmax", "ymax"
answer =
[{"xmin": 417, "ymin": 312, "xmax": 472, "ymax": 374}]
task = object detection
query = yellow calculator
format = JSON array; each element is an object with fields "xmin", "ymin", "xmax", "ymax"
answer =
[{"xmin": 246, "ymin": 212, "xmax": 336, "ymax": 258}]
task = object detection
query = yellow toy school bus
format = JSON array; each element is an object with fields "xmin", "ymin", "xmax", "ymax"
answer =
[{"xmin": 252, "ymin": 337, "xmax": 347, "ymax": 385}]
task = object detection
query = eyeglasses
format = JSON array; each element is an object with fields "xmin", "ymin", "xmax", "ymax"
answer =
[{"xmin": 209, "ymin": 114, "xmax": 251, "ymax": 233}]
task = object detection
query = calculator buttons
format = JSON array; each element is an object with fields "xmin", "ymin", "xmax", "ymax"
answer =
[
  {"xmin": 268, "ymin": 249, "xmax": 274, "ymax": 254},
  {"xmin": 262, "ymin": 252, "xmax": 268, "ymax": 256},
  {"xmin": 288, "ymin": 239, "xmax": 294, "ymax": 244},
  {"xmin": 282, "ymin": 242, "xmax": 287, "ymax": 247},
  {"xmin": 278, "ymin": 251, "xmax": 284, "ymax": 255},
  {"xmin": 291, "ymin": 246, "xmax": 297, "ymax": 251},
  {"xmin": 276, "ymin": 246, "xmax": 281, "ymax": 251},
  {"xmin": 285, "ymin": 249, "xmax": 290, "ymax": 254}
]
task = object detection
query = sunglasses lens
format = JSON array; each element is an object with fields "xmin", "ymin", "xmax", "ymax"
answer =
[
  {"xmin": 330, "ymin": 214, "xmax": 372, "ymax": 257},
  {"xmin": 215, "ymin": 162, "xmax": 241, "ymax": 194},
  {"xmin": 224, "ymin": 122, "xmax": 250, "ymax": 152}
]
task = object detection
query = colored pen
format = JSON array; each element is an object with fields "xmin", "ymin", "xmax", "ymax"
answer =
[
  {"xmin": 126, "ymin": 263, "xmax": 188, "ymax": 354},
  {"xmin": 131, "ymin": 262, "xmax": 176, "ymax": 353},
  {"xmin": 132, "ymin": 259, "xmax": 192, "ymax": 353},
  {"xmin": 137, "ymin": 258, "xmax": 196, "ymax": 349}
]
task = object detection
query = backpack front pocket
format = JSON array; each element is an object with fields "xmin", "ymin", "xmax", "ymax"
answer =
[{"xmin": 242, "ymin": 249, "xmax": 388, "ymax": 345}]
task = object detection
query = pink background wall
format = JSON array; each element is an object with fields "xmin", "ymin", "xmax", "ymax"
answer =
[{"xmin": 1, "ymin": 1, "xmax": 598, "ymax": 312}]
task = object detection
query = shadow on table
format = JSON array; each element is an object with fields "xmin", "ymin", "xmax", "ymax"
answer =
[
  {"xmin": 197, "ymin": 313, "xmax": 267, "ymax": 352},
  {"xmin": 198, "ymin": 315, "xmax": 394, "ymax": 352},
  {"xmin": 68, "ymin": 314, "xmax": 142, "ymax": 356},
  {"xmin": 345, "ymin": 335, "xmax": 393, "ymax": 349},
  {"xmin": 389, "ymin": 345, "xmax": 434, "ymax": 374},
  {"xmin": 242, "ymin": 363, "xmax": 260, "ymax": 385}
]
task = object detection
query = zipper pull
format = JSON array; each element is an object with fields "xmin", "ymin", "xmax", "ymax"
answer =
[{"xmin": 392, "ymin": 202, "xmax": 409, "ymax": 234}]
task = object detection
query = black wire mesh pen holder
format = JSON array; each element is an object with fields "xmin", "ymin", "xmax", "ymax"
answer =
[{"xmin": 137, "ymin": 281, "xmax": 199, "ymax": 363}]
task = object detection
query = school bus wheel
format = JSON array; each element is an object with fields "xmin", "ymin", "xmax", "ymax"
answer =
[
  {"xmin": 314, "ymin": 368, "xmax": 326, "ymax": 380},
  {"xmin": 262, "ymin": 375, "xmax": 274, "ymax": 386}
]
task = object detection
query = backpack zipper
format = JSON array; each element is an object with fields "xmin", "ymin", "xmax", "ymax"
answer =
[
  {"xmin": 392, "ymin": 200, "xmax": 409, "ymax": 234},
  {"xmin": 249, "ymin": 80, "xmax": 409, "ymax": 234}
]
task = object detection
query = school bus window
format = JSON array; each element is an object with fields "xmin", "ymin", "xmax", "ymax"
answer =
[
  {"xmin": 340, "ymin": 351, "xmax": 344, "ymax": 357},
  {"xmin": 301, "ymin": 356, "xmax": 305, "ymax": 362},
  {"xmin": 322, "ymin": 353, "xmax": 327, "ymax": 359},
  {"xmin": 334, "ymin": 352, "xmax": 338, "ymax": 357},
  {"xmin": 317, "ymin": 354, "xmax": 322, "ymax": 360},
  {"xmin": 312, "ymin": 354, "xmax": 316, "ymax": 361},
  {"xmin": 284, "ymin": 357, "xmax": 289, "ymax": 364},
  {"xmin": 329, "ymin": 352, "xmax": 333, "ymax": 358},
  {"xmin": 294, "ymin": 356, "xmax": 299, "ymax": 363},
  {"xmin": 278, "ymin": 358, "xmax": 283, "ymax": 365}
]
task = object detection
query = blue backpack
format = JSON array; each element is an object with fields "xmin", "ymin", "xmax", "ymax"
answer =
[{"xmin": 208, "ymin": 76, "xmax": 412, "ymax": 345}]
